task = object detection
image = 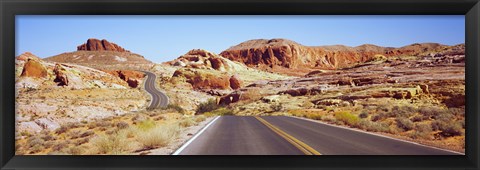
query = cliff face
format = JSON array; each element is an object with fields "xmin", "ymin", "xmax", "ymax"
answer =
[
  {"xmin": 219, "ymin": 39, "xmax": 458, "ymax": 70},
  {"xmin": 77, "ymin": 38, "xmax": 130, "ymax": 52}
]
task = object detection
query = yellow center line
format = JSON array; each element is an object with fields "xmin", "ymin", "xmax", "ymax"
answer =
[{"xmin": 255, "ymin": 116, "xmax": 321, "ymax": 155}]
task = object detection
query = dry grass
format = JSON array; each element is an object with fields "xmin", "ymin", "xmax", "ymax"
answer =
[
  {"xmin": 90, "ymin": 130, "xmax": 135, "ymax": 155},
  {"xmin": 136, "ymin": 123, "xmax": 180, "ymax": 149}
]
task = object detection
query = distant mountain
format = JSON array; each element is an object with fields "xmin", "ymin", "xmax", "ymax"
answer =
[
  {"xmin": 44, "ymin": 38, "xmax": 153, "ymax": 70},
  {"xmin": 219, "ymin": 39, "xmax": 464, "ymax": 72}
]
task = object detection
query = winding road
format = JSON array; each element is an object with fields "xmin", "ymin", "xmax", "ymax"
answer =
[
  {"xmin": 173, "ymin": 116, "xmax": 462, "ymax": 155},
  {"xmin": 142, "ymin": 71, "xmax": 169, "ymax": 109}
]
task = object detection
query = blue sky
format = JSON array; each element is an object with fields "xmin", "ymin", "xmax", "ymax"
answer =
[{"xmin": 16, "ymin": 15, "xmax": 464, "ymax": 63}]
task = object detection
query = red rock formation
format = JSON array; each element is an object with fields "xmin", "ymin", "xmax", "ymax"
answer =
[
  {"xmin": 21, "ymin": 59, "xmax": 48, "ymax": 78},
  {"xmin": 220, "ymin": 39, "xmax": 455, "ymax": 71},
  {"xmin": 172, "ymin": 69, "xmax": 231, "ymax": 90},
  {"xmin": 77, "ymin": 38, "xmax": 130, "ymax": 52},
  {"xmin": 229, "ymin": 75, "xmax": 243, "ymax": 90},
  {"xmin": 167, "ymin": 49, "xmax": 230, "ymax": 71},
  {"xmin": 218, "ymin": 92, "xmax": 241, "ymax": 105},
  {"xmin": 104, "ymin": 70, "xmax": 145, "ymax": 88},
  {"xmin": 16, "ymin": 52, "xmax": 41, "ymax": 61}
]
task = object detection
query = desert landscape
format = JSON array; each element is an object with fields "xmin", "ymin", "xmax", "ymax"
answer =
[{"xmin": 15, "ymin": 37, "xmax": 465, "ymax": 155}]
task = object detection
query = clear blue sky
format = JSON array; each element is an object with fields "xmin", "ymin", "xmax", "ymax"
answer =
[{"xmin": 16, "ymin": 15, "xmax": 464, "ymax": 63}]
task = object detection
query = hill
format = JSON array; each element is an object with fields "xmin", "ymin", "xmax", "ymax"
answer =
[{"xmin": 44, "ymin": 38, "xmax": 153, "ymax": 70}]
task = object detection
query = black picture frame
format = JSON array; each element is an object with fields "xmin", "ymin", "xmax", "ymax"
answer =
[{"xmin": 1, "ymin": 0, "xmax": 479, "ymax": 169}]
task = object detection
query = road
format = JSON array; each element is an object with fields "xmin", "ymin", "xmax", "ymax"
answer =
[
  {"xmin": 142, "ymin": 71, "xmax": 169, "ymax": 109},
  {"xmin": 174, "ymin": 116, "xmax": 461, "ymax": 155}
]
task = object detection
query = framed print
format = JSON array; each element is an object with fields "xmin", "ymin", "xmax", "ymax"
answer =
[{"xmin": 1, "ymin": 0, "xmax": 479, "ymax": 169}]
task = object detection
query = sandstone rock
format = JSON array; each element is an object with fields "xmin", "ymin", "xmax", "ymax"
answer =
[
  {"xmin": 219, "ymin": 92, "xmax": 241, "ymax": 105},
  {"xmin": 20, "ymin": 59, "xmax": 47, "ymax": 78},
  {"xmin": 53, "ymin": 63, "xmax": 69, "ymax": 86},
  {"xmin": 104, "ymin": 70, "xmax": 145, "ymax": 88},
  {"xmin": 77, "ymin": 38, "xmax": 130, "ymax": 52},
  {"xmin": 34, "ymin": 118, "xmax": 60, "ymax": 131},
  {"xmin": 167, "ymin": 49, "xmax": 230, "ymax": 71},
  {"xmin": 220, "ymin": 39, "xmax": 458, "ymax": 75},
  {"xmin": 17, "ymin": 122, "xmax": 43, "ymax": 134},
  {"xmin": 229, "ymin": 75, "xmax": 243, "ymax": 90},
  {"xmin": 172, "ymin": 68, "xmax": 230, "ymax": 90},
  {"xmin": 16, "ymin": 52, "xmax": 41, "ymax": 61},
  {"xmin": 126, "ymin": 78, "xmax": 139, "ymax": 88}
]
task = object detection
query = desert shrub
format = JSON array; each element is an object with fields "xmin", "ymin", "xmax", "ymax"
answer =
[
  {"xmin": 28, "ymin": 136, "xmax": 44, "ymax": 148},
  {"xmin": 116, "ymin": 121, "xmax": 130, "ymax": 129},
  {"xmin": 432, "ymin": 120, "xmax": 463, "ymax": 137},
  {"xmin": 137, "ymin": 123, "xmax": 180, "ymax": 149},
  {"xmin": 391, "ymin": 105, "xmax": 416, "ymax": 118},
  {"xmin": 51, "ymin": 142, "xmax": 68, "ymax": 152},
  {"xmin": 418, "ymin": 106, "xmax": 445, "ymax": 118},
  {"xmin": 410, "ymin": 114, "xmax": 427, "ymax": 122},
  {"xmin": 80, "ymin": 130, "xmax": 95, "ymax": 138},
  {"xmin": 358, "ymin": 111, "xmax": 369, "ymax": 119},
  {"xmin": 55, "ymin": 125, "xmax": 69, "ymax": 134},
  {"xmin": 335, "ymin": 111, "xmax": 360, "ymax": 127},
  {"xmin": 371, "ymin": 112, "xmax": 389, "ymax": 122},
  {"xmin": 270, "ymin": 103, "xmax": 284, "ymax": 112},
  {"xmin": 376, "ymin": 104, "xmax": 391, "ymax": 112},
  {"xmin": 410, "ymin": 123, "xmax": 432, "ymax": 139},
  {"xmin": 164, "ymin": 103, "xmax": 185, "ymax": 114},
  {"xmin": 179, "ymin": 118, "xmax": 197, "ymax": 128},
  {"xmin": 396, "ymin": 117, "xmax": 414, "ymax": 131},
  {"xmin": 433, "ymin": 110, "xmax": 455, "ymax": 122},
  {"xmin": 74, "ymin": 138, "xmax": 90, "ymax": 145},
  {"xmin": 306, "ymin": 113, "xmax": 323, "ymax": 120},
  {"xmin": 194, "ymin": 115, "xmax": 206, "ymax": 122},
  {"xmin": 358, "ymin": 119, "xmax": 390, "ymax": 132},
  {"xmin": 196, "ymin": 99, "xmax": 220, "ymax": 114},
  {"xmin": 69, "ymin": 146, "xmax": 87, "ymax": 155},
  {"xmin": 449, "ymin": 107, "xmax": 465, "ymax": 117},
  {"xmin": 29, "ymin": 144, "xmax": 45, "ymax": 154},
  {"xmin": 90, "ymin": 131, "xmax": 132, "ymax": 155}
]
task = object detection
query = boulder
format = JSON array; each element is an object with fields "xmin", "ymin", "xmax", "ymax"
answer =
[
  {"xmin": 53, "ymin": 64, "xmax": 69, "ymax": 86},
  {"xmin": 219, "ymin": 92, "xmax": 241, "ymax": 105},
  {"xmin": 20, "ymin": 59, "xmax": 47, "ymax": 78},
  {"xmin": 229, "ymin": 75, "xmax": 243, "ymax": 90}
]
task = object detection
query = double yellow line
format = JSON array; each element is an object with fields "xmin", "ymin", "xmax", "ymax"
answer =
[{"xmin": 255, "ymin": 116, "xmax": 321, "ymax": 155}]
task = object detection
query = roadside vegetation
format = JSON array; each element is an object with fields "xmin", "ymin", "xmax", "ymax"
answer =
[{"xmin": 16, "ymin": 105, "xmax": 212, "ymax": 155}]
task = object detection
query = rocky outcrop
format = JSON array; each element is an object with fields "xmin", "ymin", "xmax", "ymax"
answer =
[
  {"xmin": 20, "ymin": 59, "xmax": 48, "ymax": 78},
  {"xmin": 167, "ymin": 49, "xmax": 231, "ymax": 71},
  {"xmin": 16, "ymin": 52, "xmax": 41, "ymax": 61},
  {"xmin": 218, "ymin": 92, "xmax": 241, "ymax": 105},
  {"xmin": 220, "ymin": 39, "xmax": 460, "ymax": 72},
  {"xmin": 104, "ymin": 70, "xmax": 145, "ymax": 88},
  {"xmin": 172, "ymin": 68, "xmax": 231, "ymax": 90},
  {"xmin": 77, "ymin": 38, "xmax": 130, "ymax": 52},
  {"xmin": 229, "ymin": 75, "xmax": 243, "ymax": 90}
]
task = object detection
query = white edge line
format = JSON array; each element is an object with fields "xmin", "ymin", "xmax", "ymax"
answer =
[
  {"xmin": 287, "ymin": 115, "xmax": 465, "ymax": 155},
  {"xmin": 172, "ymin": 116, "xmax": 221, "ymax": 155}
]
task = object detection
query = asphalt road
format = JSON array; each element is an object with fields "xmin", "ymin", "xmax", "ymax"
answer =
[
  {"xmin": 142, "ymin": 71, "xmax": 169, "ymax": 109},
  {"xmin": 174, "ymin": 116, "xmax": 461, "ymax": 155}
]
